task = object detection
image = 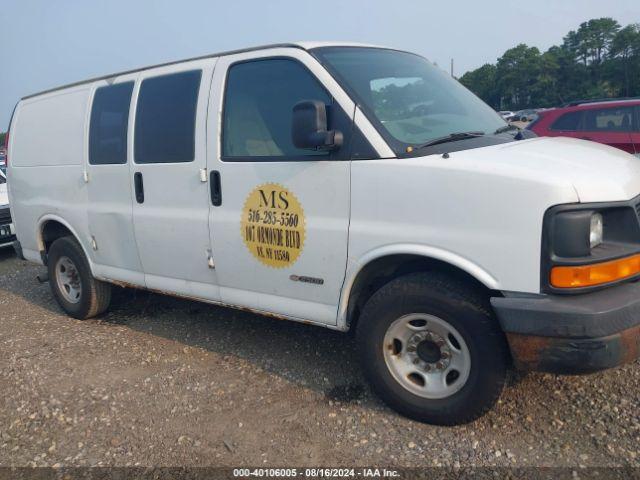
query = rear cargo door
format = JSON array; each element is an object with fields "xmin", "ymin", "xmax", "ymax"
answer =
[{"xmin": 129, "ymin": 58, "xmax": 220, "ymax": 300}]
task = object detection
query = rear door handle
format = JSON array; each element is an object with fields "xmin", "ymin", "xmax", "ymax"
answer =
[
  {"xmin": 134, "ymin": 172, "xmax": 144, "ymax": 204},
  {"xmin": 210, "ymin": 170, "xmax": 222, "ymax": 206}
]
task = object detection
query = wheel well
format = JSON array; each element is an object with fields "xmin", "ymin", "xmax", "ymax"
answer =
[
  {"xmin": 40, "ymin": 220, "xmax": 74, "ymax": 261},
  {"xmin": 346, "ymin": 254, "xmax": 499, "ymax": 331}
]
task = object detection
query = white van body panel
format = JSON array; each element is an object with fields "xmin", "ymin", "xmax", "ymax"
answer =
[
  {"xmin": 11, "ymin": 88, "xmax": 90, "ymax": 168},
  {"xmin": 9, "ymin": 86, "xmax": 92, "ymax": 264},
  {"xmin": 504, "ymin": 136, "xmax": 640, "ymax": 203}
]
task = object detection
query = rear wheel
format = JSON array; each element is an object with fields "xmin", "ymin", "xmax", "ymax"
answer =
[
  {"xmin": 48, "ymin": 236, "xmax": 111, "ymax": 319},
  {"xmin": 356, "ymin": 272, "xmax": 508, "ymax": 425}
]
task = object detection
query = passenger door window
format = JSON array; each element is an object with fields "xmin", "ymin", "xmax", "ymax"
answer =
[
  {"xmin": 134, "ymin": 70, "xmax": 202, "ymax": 163},
  {"xmin": 582, "ymin": 107, "xmax": 634, "ymax": 132},
  {"xmin": 550, "ymin": 111, "xmax": 583, "ymax": 131},
  {"xmin": 222, "ymin": 59, "xmax": 336, "ymax": 160},
  {"xmin": 89, "ymin": 82, "xmax": 134, "ymax": 165}
]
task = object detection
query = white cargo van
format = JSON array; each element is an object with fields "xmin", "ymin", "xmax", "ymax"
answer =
[{"xmin": 7, "ymin": 43, "xmax": 640, "ymax": 425}]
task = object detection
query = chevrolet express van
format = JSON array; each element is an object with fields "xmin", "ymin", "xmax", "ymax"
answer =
[{"xmin": 6, "ymin": 43, "xmax": 640, "ymax": 425}]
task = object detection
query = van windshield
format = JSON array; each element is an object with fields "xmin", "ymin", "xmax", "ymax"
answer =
[{"xmin": 312, "ymin": 47, "xmax": 507, "ymax": 156}]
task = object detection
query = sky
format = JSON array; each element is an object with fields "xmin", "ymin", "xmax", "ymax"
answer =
[{"xmin": 0, "ymin": 0, "xmax": 638, "ymax": 127}]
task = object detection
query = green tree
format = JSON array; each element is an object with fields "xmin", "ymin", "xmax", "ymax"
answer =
[
  {"xmin": 495, "ymin": 44, "xmax": 542, "ymax": 109},
  {"xmin": 564, "ymin": 18, "xmax": 620, "ymax": 66},
  {"xmin": 459, "ymin": 64, "xmax": 499, "ymax": 108},
  {"xmin": 460, "ymin": 18, "xmax": 637, "ymax": 109},
  {"xmin": 608, "ymin": 24, "xmax": 640, "ymax": 96}
]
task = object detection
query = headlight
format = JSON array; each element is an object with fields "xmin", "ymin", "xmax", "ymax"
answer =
[
  {"xmin": 589, "ymin": 213, "xmax": 603, "ymax": 249},
  {"xmin": 543, "ymin": 203, "xmax": 640, "ymax": 292}
]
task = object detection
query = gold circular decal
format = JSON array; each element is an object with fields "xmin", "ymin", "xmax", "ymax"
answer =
[{"xmin": 241, "ymin": 183, "xmax": 305, "ymax": 268}]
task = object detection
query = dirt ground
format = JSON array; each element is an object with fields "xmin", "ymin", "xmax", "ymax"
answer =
[{"xmin": 0, "ymin": 247, "xmax": 639, "ymax": 468}]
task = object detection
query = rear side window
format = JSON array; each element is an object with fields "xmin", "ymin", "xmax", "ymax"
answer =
[
  {"xmin": 89, "ymin": 82, "xmax": 134, "ymax": 165},
  {"xmin": 583, "ymin": 106, "xmax": 634, "ymax": 132},
  {"xmin": 222, "ymin": 59, "xmax": 331, "ymax": 160},
  {"xmin": 135, "ymin": 70, "xmax": 201, "ymax": 164},
  {"xmin": 550, "ymin": 111, "xmax": 583, "ymax": 131}
]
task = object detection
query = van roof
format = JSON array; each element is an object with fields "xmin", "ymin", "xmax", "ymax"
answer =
[{"xmin": 21, "ymin": 41, "xmax": 383, "ymax": 101}]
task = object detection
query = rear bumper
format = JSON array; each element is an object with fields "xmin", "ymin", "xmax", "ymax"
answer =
[{"xmin": 491, "ymin": 281, "xmax": 640, "ymax": 374}]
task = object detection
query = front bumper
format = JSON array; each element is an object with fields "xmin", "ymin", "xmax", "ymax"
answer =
[{"xmin": 491, "ymin": 281, "xmax": 640, "ymax": 374}]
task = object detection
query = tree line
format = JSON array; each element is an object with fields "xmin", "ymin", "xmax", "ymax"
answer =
[{"xmin": 459, "ymin": 18, "xmax": 640, "ymax": 110}]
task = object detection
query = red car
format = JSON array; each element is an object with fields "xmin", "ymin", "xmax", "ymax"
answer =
[{"xmin": 527, "ymin": 99, "xmax": 640, "ymax": 156}]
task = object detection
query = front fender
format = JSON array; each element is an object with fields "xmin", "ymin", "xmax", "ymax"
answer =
[{"xmin": 336, "ymin": 244, "xmax": 499, "ymax": 330}]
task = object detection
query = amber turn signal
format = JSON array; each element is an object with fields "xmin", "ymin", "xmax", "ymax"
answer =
[{"xmin": 550, "ymin": 254, "xmax": 640, "ymax": 288}]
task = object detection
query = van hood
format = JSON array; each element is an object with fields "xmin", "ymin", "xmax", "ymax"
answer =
[{"xmin": 438, "ymin": 136, "xmax": 640, "ymax": 203}]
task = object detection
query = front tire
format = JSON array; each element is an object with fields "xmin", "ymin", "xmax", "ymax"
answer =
[
  {"xmin": 48, "ymin": 236, "xmax": 111, "ymax": 319},
  {"xmin": 356, "ymin": 272, "xmax": 508, "ymax": 425}
]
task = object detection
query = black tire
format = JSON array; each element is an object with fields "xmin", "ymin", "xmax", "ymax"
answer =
[
  {"xmin": 47, "ymin": 236, "xmax": 111, "ymax": 319},
  {"xmin": 356, "ymin": 272, "xmax": 508, "ymax": 425}
]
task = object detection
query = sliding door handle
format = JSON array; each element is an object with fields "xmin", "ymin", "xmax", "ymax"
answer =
[
  {"xmin": 134, "ymin": 172, "xmax": 144, "ymax": 204},
  {"xmin": 210, "ymin": 170, "xmax": 222, "ymax": 206}
]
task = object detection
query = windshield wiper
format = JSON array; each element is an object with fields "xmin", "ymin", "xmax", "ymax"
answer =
[
  {"xmin": 411, "ymin": 131, "xmax": 485, "ymax": 151},
  {"xmin": 494, "ymin": 124, "xmax": 519, "ymax": 134}
]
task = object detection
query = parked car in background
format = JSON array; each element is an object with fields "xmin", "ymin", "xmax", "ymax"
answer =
[
  {"xmin": 510, "ymin": 109, "xmax": 539, "ymax": 122},
  {"xmin": 527, "ymin": 98, "xmax": 639, "ymax": 156},
  {"xmin": 0, "ymin": 149, "xmax": 6, "ymax": 174},
  {"xmin": 0, "ymin": 170, "xmax": 15, "ymax": 248},
  {"xmin": 498, "ymin": 111, "xmax": 514, "ymax": 120}
]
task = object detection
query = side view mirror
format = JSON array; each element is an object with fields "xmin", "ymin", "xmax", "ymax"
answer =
[{"xmin": 292, "ymin": 100, "xmax": 343, "ymax": 151}]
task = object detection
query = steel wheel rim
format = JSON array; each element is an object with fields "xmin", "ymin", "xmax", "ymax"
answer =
[
  {"xmin": 383, "ymin": 313, "xmax": 471, "ymax": 399},
  {"xmin": 55, "ymin": 256, "xmax": 82, "ymax": 304}
]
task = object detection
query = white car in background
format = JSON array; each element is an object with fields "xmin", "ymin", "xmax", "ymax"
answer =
[
  {"xmin": 498, "ymin": 111, "xmax": 514, "ymax": 120},
  {"xmin": 0, "ymin": 170, "xmax": 15, "ymax": 248}
]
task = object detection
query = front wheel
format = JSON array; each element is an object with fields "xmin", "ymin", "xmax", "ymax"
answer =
[
  {"xmin": 48, "ymin": 236, "xmax": 111, "ymax": 319},
  {"xmin": 356, "ymin": 272, "xmax": 508, "ymax": 425}
]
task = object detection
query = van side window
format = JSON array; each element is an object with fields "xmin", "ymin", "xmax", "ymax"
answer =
[
  {"xmin": 583, "ymin": 107, "xmax": 634, "ymax": 132},
  {"xmin": 550, "ymin": 111, "xmax": 583, "ymax": 131},
  {"xmin": 222, "ymin": 59, "xmax": 332, "ymax": 160},
  {"xmin": 89, "ymin": 82, "xmax": 134, "ymax": 165},
  {"xmin": 135, "ymin": 70, "xmax": 201, "ymax": 164}
]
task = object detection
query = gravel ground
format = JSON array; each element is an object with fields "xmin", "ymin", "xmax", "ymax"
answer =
[{"xmin": 0, "ymin": 247, "xmax": 639, "ymax": 468}]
